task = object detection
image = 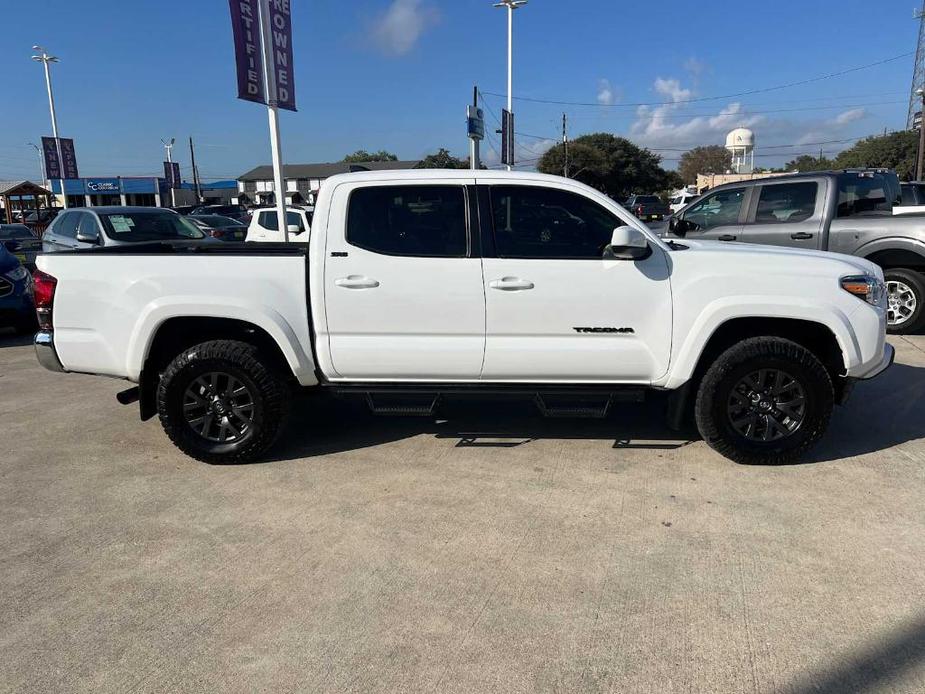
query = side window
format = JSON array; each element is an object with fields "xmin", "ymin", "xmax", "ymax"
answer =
[
  {"xmin": 54, "ymin": 212, "xmax": 80, "ymax": 238},
  {"xmin": 837, "ymin": 176, "xmax": 890, "ymax": 217},
  {"xmin": 489, "ymin": 185, "xmax": 620, "ymax": 259},
  {"xmin": 683, "ymin": 187, "xmax": 746, "ymax": 230},
  {"xmin": 77, "ymin": 213, "xmax": 101, "ymax": 239},
  {"xmin": 259, "ymin": 211, "xmax": 304, "ymax": 231},
  {"xmin": 346, "ymin": 185, "xmax": 467, "ymax": 257},
  {"xmin": 754, "ymin": 182, "xmax": 818, "ymax": 224}
]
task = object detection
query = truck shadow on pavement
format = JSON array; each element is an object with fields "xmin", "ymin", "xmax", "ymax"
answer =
[{"xmin": 269, "ymin": 362, "xmax": 925, "ymax": 466}]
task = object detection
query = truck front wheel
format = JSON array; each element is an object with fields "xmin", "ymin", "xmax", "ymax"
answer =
[
  {"xmin": 884, "ymin": 268, "xmax": 924, "ymax": 334},
  {"xmin": 156, "ymin": 340, "xmax": 290, "ymax": 464},
  {"xmin": 694, "ymin": 337, "xmax": 834, "ymax": 465}
]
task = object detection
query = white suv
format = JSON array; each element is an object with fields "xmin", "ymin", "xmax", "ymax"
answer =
[{"xmin": 245, "ymin": 207, "xmax": 311, "ymax": 243}]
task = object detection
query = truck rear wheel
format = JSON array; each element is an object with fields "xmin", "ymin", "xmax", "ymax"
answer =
[
  {"xmin": 694, "ymin": 337, "xmax": 834, "ymax": 465},
  {"xmin": 156, "ymin": 339, "xmax": 290, "ymax": 464},
  {"xmin": 884, "ymin": 268, "xmax": 924, "ymax": 334}
]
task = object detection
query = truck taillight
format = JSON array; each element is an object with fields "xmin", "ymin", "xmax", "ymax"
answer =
[{"xmin": 33, "ymin": 269, "xmax": 57, "ymax": 330}]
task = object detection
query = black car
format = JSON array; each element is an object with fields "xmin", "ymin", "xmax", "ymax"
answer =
[
  {"xmin": 170, "ymin": 205, "xmax": 200, "ymax": 216},
  {"xmin": 189, "ymin": 215, "xmax": 248, "ymax": 241},
  {"xmin": 0, "ymin": 224, "xmax": 42, "ymax": 271},
  {"xmin": 191, "ymin": 204, "xmax": 250, "ymax": 223},
  {"xmin": 0, "ymin": 244, "xmax": 36, "ymax": 333}
]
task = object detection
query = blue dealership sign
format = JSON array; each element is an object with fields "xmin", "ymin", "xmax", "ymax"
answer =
[{"xmin": 85, "ymin": 178, "xmax": 121, "ymax": 193}]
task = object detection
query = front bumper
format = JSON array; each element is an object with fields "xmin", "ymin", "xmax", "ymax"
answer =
[
  {"xmin": 856, "ymin": 343, "xmax": 895, "ymax": 380},
  {"xmin": 34, "ymin": 330, "xmax": 65, "ymax": 372}
]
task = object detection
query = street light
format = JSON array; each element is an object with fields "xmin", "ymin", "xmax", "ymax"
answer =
[
  {"xmin": 493, "ymin": 0, "xmax": 527, "ymax": 171},
  {"xmin": 31, "ymin": 45, "xmax": 67, "ymax": 208},
  {"xmin": 161, "ymin": 137, "xmax": 176, "ymax": 206},
  {"xmin": 27, "ymin": 142, "xmax": 45, "ymax": 185}
]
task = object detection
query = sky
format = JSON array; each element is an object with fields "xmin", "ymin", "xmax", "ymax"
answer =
[{"xmin": 0, "ymin": 0, "xmax": 920, "ymax": 183}]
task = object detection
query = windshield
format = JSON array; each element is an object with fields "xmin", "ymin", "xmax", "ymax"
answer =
[
  {"xmin": 0, "ymin": 225, "xmax": 35, "ymax": 240},
  {"xmin": 98, "ymin": 211, "xmax": 206, "ymax": 241}
]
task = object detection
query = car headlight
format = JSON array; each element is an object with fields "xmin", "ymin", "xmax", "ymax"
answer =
[
  {"xmin": 841, "ymin": 274, "xmax": 886, "ymax": 307},
  {"xmin": 4, "ymin": 265, "xmax": 29, "ymax": 282}
]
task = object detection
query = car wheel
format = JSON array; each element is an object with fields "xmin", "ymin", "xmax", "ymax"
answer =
[
  {"xmin": 884, "ymin": 268, "xmax": 924, "ymax": 334},
  {"xmin": 157, "ymin": 339, "xmax": 290, "ymax": 464},
  {"xmin": 695, "ymin": 337, "xmax": 834, "ymax": 465}
]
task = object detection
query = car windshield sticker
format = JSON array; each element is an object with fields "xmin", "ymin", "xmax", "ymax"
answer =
[{"xmin": 109, "ymin": 216, "xmax": 134, "ymax": 233}]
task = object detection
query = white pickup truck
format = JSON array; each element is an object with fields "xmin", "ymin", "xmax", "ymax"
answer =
[{"xmin": 33, "ymin": 170, "xmax": 893, "ymax": 465}]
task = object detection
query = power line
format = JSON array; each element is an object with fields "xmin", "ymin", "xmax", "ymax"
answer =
[{"xmin": 483, "ymin": 51, "xmax": 914, "ymax": 108}]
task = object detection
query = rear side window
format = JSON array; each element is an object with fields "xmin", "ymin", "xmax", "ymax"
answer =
[
  {"xmin": 53, "ymin": 212, "xmax": 79, "ymax": 238},
  {"xmin": 837, "ymin": 175, "xmax": 891, "ymax": 217},
  {"xmin": 346, "ymin": 185, "xmax": 467, "ymax": 257},
  {"xmin": 258, "ymin": 211, "xmax": 304, "ymax": 231},
  {"xmin": 754, "ymin": 182, "xmax": 818, "ymax": 224}
]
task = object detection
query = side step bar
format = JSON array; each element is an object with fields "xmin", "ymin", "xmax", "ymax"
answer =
[
  {"xmin": 365, "ymin": 393, "xmax": 441, "ymax": 417},
  {"xmin": 534, "ymin": 394, "xmax": 612, "ymax": 419}
]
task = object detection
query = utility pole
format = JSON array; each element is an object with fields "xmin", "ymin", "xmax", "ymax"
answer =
[
  {"xmin": 562, "ymin": 113, "xmax": 569, "ymax": 178},
  {"xmin": 161, "ymin": 137, "xmax": 176, "ymax": 206},
  {"xmin": 31, "ymin": 45, "xmax": 67, "ymax": 209},
  {"xmin": 468, "ymin": 85, "xmax": 482, "ymax": 170},
  {"xmin": 189, "ymin": 137, "xmax": 202, "ymax": 203},
  {"xmin": 494, "ymin": 0, "xmax": 527, "ymax": 171},
  {"xmin": 917, "ymin": 88, "xmax": 925, "ymax": 181}
]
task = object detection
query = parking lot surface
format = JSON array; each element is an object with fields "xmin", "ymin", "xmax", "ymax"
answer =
[{"xmin": 1, "ymin": 331, "xmax": 924, "ymax": 693}]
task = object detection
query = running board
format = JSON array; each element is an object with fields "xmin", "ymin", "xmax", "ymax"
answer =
[
  {"xmin": 535, "ymin": 394, "xmax": 612, "ymax": 419},
  {"xmin": 365, "ymin": 393, "xmax": 441, "ymax": 417}
]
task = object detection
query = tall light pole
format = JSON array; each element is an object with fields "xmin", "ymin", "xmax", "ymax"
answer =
[
  {"xmin": 31, "ymin": 45, "xmax": 67, "ymax": 209},
  {"xmin": 27, "ymin": 142, "xmax": 45, "ymax": 185},
  {"xmin": 493, "ymin": 0, "xmax": 527, "ymax": 171},
  {"xmin": 161, "ymin": 137, "xmax": 176, "ymax": 206}
]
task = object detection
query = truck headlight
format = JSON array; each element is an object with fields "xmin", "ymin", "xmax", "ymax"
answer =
[
  {"xmin": 3, "ymin": 265, "xmax": 29, "ymax": 283},
  {"xmin": 841, "ymin": 274, "xmax": 886, "ymax": 306}
]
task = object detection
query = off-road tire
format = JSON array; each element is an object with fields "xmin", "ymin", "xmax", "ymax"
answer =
[
  {"xmin": 695, "ymin": 337, "xmax": 834, "ymax": 465},
  {"xmin": 884, "ymin": 268, "xmax": 925, "ymax": 335},
  {"xmin": 156, "ymin": 339, "xmax": 290, "ymax": 464}
]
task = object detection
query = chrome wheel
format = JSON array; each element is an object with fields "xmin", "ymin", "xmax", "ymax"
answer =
[
  {"xmin": 886, "ymin": 280, "xmax": 917, "ymax": 327},
  {"xmin": 183, "ymin": 372, "xmax": 255, "ymax": 443},
  {"xmin": 727, "ymin": 369, "xmax": 806, "ymax": 442}
]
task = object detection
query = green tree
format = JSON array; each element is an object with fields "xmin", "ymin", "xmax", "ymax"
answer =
[
  {"xmin": 416, "ymin": 148, "xmax": 467, "ymax": 169},
  {"xmin": 833, "ymin": 130, "xmax": 918, "ymax": 180},
  {"xmin": 537, "ymin": 133, "xmax": 672, "ymax": 199},
  {"xmin": 783, "ymin": 154, "xmax": 835, "ymax": 172},
  {"xmin": 678, "ymin": 145, "xmax": 732, "ymax": 184},
  {"xmin": 342, "ymin": 149, "xmax": 398, "ymax": 163}
]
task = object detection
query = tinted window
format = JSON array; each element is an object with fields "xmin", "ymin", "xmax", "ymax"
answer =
[
  {"xmin": 754, "ymin": 182, "xmax": 817, "ymax": 224},
  {"xmin": 489, "ymin": 185, "xmax": 620, "ymax": 259},
  {"xmin": 258, "ymin": 211, "xmax": 304, "ymax": 231},
  {"xmin": 347, "ymin": 185, "xmax": 467, "ymax": 257},
  {"xmin": 97, "ymin": 211, "xmax": 205, "ymax": 241},
  {"xmin": 0, "ymin": 225, "xmax": 35, "ymax": 240},
  {"xmin": 77, "ymin": 213, "xmax": 102, "ymax": 239},
  {"xmin": 683, "ymin": 188, "xmax": 746, "ymax": 230},
  {"xmin": 636, "ymin": 195, "xmax": 660, "ymax": 203},
  {"xmin": 837, "ymin": 175, "xmax": 891, "ymax": 217},
  {"xmin": 53, "ymin": 212, "xmax": 80, "ymax": 238}
]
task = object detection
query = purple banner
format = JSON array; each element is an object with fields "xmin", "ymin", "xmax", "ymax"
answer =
[
  {"xmin": 163, "ymin": 161, "xmax": 181, "ymax": 188},
  {"xmin": 229, "ymin": 0, "xmax": 265, "ymax": 104},
  {"xmin": 59, "ymin": 138, "xmax": 79, "ymax": 179},
  {"xmin": 268, "ymin": 0, "xmax": 296, "ymax": 111},
  {"xmin": 41, "ymin": 137, "xmax": 61, "ymax": 180}
]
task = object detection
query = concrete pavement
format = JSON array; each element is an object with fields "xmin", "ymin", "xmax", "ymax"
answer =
[{"xmin": 0, "ymin": 331, "xmax": 923, "ymax": 693}]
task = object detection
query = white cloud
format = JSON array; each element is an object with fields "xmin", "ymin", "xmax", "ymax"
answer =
[
  {"xmin": 597, "ymin": 79, "xmax": 617, "ymax": 106},
  {"xmin": 371, "ymin": 0, "xmax": 438, "ymax": 56},
  {"xmin": 831, "ymin": 108, "xmax": 866, "ymax": 126},
  {"xmin": 684, "ymin": 57, "xmax": 706, "ymax": 79}
]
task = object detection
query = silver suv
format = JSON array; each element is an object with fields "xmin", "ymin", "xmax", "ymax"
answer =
[{"xmin": 42, "ymin": 206, "xmax": 207, "ymax": 251}]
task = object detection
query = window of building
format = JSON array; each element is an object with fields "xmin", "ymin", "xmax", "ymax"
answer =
[{"xmin": 346, "ymin": 185, "xmax": 467, "ymax": 257}]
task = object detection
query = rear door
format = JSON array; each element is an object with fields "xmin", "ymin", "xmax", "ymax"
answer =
[
  {"xmin": 676, "ymin": 186, "xmax": 749, "ymax": 242},
  {"xmin": 44, "ymin": 211, "xmax": 80, "ymax": 251},
  {"xmin": 322, "ymin": 179, "xmax": 485, "ymax": 380},
  {"xmin": 738, "ymin": 179, "xmax": 824, "ymax": 249}
]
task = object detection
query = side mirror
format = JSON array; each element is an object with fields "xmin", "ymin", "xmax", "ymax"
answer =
[
  {"xmin": 286, "ymin": 224, "xmax": 302, "ymax": 234},
  {"xmin": 606, "ymin": 226, "xmax": 650, "ymax": 260},
  {"xmin": 76, "ymin": 230, "xmax": 100, "ymax": 244},
  {"xmin": 669, "ymin": 217, "xmax": 689, "ymax": 236}
]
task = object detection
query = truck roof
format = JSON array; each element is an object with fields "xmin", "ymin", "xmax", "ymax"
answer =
[{"xmin": 321, "ymin": 169, "xmax": 585, "ymax": 187}]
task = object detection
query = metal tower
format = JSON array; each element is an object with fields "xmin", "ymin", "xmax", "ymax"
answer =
[{"xmin": 908, "ymin": 1, "xmax": 925, "ymax": 129}]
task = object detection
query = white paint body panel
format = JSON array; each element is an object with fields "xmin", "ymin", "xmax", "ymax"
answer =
[{"xmin": 40, "ymin": 170, "xmax": 888, "ymax": 391}]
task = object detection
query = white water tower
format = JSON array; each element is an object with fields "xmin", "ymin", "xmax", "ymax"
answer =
[{"xmin": 726, "ymin": 127, "xmax": 755, "ymax": 173}]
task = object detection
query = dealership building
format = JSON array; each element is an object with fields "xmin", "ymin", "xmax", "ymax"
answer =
[{"xmin": 51, "ymin": 176, "xmax": 170, "ymax": 208}]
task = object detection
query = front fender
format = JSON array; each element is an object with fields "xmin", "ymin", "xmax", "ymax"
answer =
[{"xmin": 856, "ymin": 236, "xmax": 925, "ymax": 262}]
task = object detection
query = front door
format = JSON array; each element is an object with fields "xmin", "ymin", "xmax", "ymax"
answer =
[
  {"xmin": 480, "ymin": 184, "xmax": 672, "ymax": 383},
  {"xmin": 323, "ymin": 180, "xmax": 485, "ymax": 380},
  {"xmin": 677, "ymin": 186, "xmax": 748, "ymax": 242}
]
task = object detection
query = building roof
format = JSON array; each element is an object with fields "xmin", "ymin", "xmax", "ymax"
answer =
[
  {"xmin": 0, "ymin": 180, "xmax": 51, "ymax": 197},
  {"xmin": 238, "ymin": 160, "xmax": 421, "ymax": 181}
]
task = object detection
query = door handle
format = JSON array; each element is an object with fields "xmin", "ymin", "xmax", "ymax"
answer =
[
  {"xmin": 489, "ymin": 277, "xmax": 535, "ymax": 291},
  {"xmin": 790, "ymin": 232, "xmax": 814, "ymax": 240},
  {"xmin": 718, "ymin": 234, "xmax": 737, "ymax": 241},
  {"xmin": 335, "ymin": 275, "xmax": 380, "ymax": 289}
]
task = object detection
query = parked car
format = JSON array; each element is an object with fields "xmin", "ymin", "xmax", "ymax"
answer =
[
  {"xmin": 894, "ymin": 181, "xmax": 925, "ymax": 216},
  {"xmin": 669, "ymin": 190, "xmax": 699, "ymax": 214},
  {"xmin": 42, "ymin": 206, "xmax": 209, "ymax": 251},
  {"xmin": 246, "ymin": 207, "xmax": 310, "ymax": 242},
  {"xmin": 170, "ymin": 205, "xmax": 201, "ymax": 216},
  {"xmin": 0, "ymin": 245, "xmax": 36, "ymax": 334},
  {"xmin": 0, "ymin": 224, "xmax": 42, "ymax": 270},
  {"xmin": 189, "ymin": 215, "xmax": 248, "ymax": 241},
  {"xmin": 22, "ymin": 209, "xmax": 60, "ymax": 225},
  {"xmin": 625, "ymin": 194, "xmax": 670, "ymax": 222},
  {"xmin": 668, "ymin": 169, "xmax": 925, "ymax": 333},
  {"xmin": 191, "ymin": 204, "xmax": 250, "ymax": 223},
  {"xmin": 34, "ymin": 170, "xmax": 891, "ymax": 466}
]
